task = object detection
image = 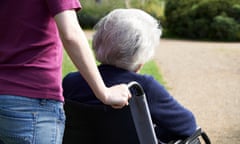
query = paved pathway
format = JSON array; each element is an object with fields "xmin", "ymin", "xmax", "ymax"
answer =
[
  {"xmin": 84, "ymin": 31, "xmax": 240, "ymax": 143},
  {"xmin": 154, "ymin": 39, "xmax": 240, "ymax": 144}
]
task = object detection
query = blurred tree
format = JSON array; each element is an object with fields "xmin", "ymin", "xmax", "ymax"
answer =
[
  {"xmin": 95, "ymin": 0, "xmax": 101, "ymax": 4},
  {"xmin": 125, "ymin": 0, "xmax": 151, "ymax": 8},
  {"xmin": 125, "ymin": 0, "xmax": 131, "ymax": 8}
]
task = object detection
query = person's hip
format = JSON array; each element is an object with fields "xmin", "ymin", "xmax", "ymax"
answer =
[{"xmin": 0, "ymin": 95, "xmax": 65, "ymax": 144}]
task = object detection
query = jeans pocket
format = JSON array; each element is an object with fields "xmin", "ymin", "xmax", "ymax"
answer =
[
  {"xmin": 0, "ymin": 108, "xmax": 37, "ymax": 144},
  {"xmin": 58, "ymin": 106, "xmax": 66, "ymax": 123}
]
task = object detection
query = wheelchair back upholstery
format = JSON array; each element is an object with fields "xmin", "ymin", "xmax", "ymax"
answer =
[{"xmin": 63, "ymin": 99, "xmax": 140, "ymax": 144}]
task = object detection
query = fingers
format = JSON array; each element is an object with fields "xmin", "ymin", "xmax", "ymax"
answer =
[
  {"xmin": 119, "ymin": 83, "xmax": 131, "ymax": 105},
  {"xmin": 112, "ymin": 104, "xmax": 124, "ymax": 109},
  {"xmin": 121, "ymin": 83, "xmax": 132, "ymax": 99},
  {"xmin": 111, "ymin": 99, "xmax": 130, "ymax": 109},
  {"xmin": 107, "ymin": 84, "xmax": 132, "ymax": 109}
]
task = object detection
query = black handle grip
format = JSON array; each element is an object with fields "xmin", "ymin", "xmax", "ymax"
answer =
[
  {"xmin": 177, "ymin": 127, "xmax": 211, "ymax": 144},
  {"xmin": 128, "ymin": 81, "xmax": 145, "ymax": 97},
  {"xmin": 201, "ymin": 131, "xmax": 211, "ymax": 144}
]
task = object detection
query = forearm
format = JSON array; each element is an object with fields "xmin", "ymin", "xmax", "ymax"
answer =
[
  {"xmin": 62, "ymin": 30, "xmax": 108, "ymax": 103},
  {"xmin": 54, "ymin": 10, "xmax": 108, "ymax": 103},
  {"xmin": 147, "ymin": 80, "xmax": 197, "ymax": 138},
  {"xmin": 54, "ymin": 10, "xmax": 130, "ymax": 108}
]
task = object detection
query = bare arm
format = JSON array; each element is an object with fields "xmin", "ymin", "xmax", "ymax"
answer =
[{"xmin": 54, "ymin": 10, "xmax": 130, "ymax": 108}]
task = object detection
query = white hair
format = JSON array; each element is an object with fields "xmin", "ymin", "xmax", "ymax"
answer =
[{"xmin": 93, "ymin": 8, "xmax": 162, "ymax": 71}]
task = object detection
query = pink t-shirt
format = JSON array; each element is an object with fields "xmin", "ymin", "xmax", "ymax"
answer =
[{"xmin": 0, "ymin": 0, "xmax": 81, "ymax": 101}]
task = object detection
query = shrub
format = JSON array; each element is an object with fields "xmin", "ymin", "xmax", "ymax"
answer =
[
  {"xmin": 210, "ymin": 15, "xmax": 240, "ymax": 41},
  {"xmin": 229, "ymin": 4, "xmax": 240, "ymax": 22},
  {"xmin": 165, "ymin": 0, "xmax": 240, "ymax": 41},
  {"xmin": 77, "ymin": 0, "xmax": 164, "ymax": 29},
  {"xmin": 77, "ymin": 0, "xmax": 124, "ymax": 29}
]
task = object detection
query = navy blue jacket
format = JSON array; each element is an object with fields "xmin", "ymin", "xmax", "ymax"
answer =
[{"xmin": 63, "ymin": 65, "xmax": 197, "ymax": 142}]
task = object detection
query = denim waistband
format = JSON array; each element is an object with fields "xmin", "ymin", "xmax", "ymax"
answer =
[{"xmin": 0, "ymin": 95, "xmax": 63, "ymax": 110}]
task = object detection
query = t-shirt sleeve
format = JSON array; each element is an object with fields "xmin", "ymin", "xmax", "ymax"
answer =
[{"xmin": 46, "ymin": 0, "xmax": 81, "ymax": 16}]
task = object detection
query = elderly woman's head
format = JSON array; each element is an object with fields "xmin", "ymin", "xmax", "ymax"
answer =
[{"xmin": 93, "ymin": 8, "xmax": 162, "ymax": 71}]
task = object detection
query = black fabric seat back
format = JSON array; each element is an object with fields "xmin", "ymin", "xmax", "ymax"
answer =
[{"xmin": 63, "ymin": 99, "xmax": 140, "ymax": 144}]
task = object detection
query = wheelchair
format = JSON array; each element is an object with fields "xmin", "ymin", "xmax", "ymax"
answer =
[{"xmin": 63, "ymin": 81, "xmax": 211, "ymax": 144}]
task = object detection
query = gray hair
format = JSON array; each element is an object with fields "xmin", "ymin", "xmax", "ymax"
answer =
[{"xmin": 93, "ymin": 8, "xmax": 162, "ymax": 71}]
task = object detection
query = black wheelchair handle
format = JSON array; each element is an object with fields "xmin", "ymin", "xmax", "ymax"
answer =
[
  {"xmin": 128, "ymin": 81, "xmax": 145, "ymax": 97},
  {"xmin": 127, "ymin": 81, "xmax": 158, "ymax": 144},
  {"xmin": 201, "ymin": 131, "xmax": 211, "ymax": 144}
]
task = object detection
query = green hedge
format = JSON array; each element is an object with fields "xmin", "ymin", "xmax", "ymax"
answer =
[
  {"xmin": 165, "ymin": 0, "xmax": 240, "ymax": 41},
  {"xmin": 77, "ymin": 1, "xmax": 124, "ymax": 29},
  {"xmin": 77, "ymin": 0, "xmax": 164, "ymax": 29}
]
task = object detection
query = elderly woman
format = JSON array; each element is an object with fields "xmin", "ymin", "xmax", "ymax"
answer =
[{"xmin": 63, "ymin": 8, "xmax": 197, "ymax": 143}]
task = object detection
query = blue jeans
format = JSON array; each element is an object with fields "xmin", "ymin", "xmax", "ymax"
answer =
[{"xmin": 0, "ymin": 95, "xmax": 65, "ymax": 144}]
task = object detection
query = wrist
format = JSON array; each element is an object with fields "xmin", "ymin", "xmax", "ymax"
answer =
[{"xmin": 96, "ymin": 87, "xmax": 110, "ymax": 105}]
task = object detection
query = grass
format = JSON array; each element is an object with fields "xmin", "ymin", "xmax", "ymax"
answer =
[
  {"xmin": 140, "ymin": 60, "xmax": 166, "ymax": 85},
  {"xmin": 62, "ymin": 51, "xmax": 77, "ymax": 76},
  {"xmin": 62, "ymin": 50, "xmax": 166, "ymax": 86}
]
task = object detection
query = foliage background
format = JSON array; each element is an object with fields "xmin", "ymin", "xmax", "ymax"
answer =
[
  {"xmin": 165, "ymin": 0, "xmax": 240, "ymax": 41},
  {"xmin": 78, "ymin": 0, "xmax": 240, "ymax": 41},
  {"xmin": 77, "ymin": 0, "xmax": 165, "ymax": 29}
]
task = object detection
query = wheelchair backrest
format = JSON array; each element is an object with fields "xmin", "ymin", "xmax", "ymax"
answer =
[{"xmin": 63, "ymin": 99, "xmax": 140, "ymax": 144}]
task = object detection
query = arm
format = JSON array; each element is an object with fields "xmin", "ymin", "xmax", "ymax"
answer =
[
  {"xmin": 143, "ymin": 77, "xmax": 197, "ymax": 142},
  {"xmin": 54, "ymin": 10, "xmax": 130, "ymax": 108}
]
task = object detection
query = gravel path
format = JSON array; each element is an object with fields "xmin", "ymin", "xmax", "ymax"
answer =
[
  {"xmin": 84, "ymin": 31, "xmax": 240, "ymax": 143},
  {"xmin": 154, "ymin": 39, "xmax": 240, "ymax": 144}
]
